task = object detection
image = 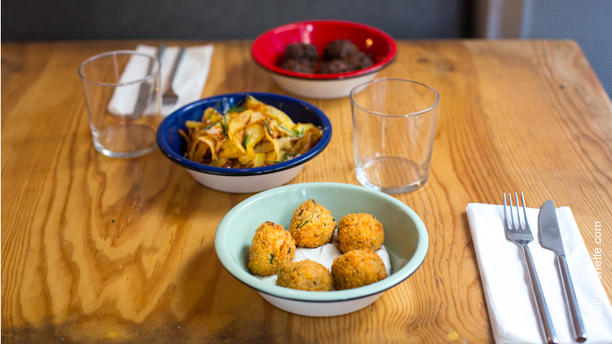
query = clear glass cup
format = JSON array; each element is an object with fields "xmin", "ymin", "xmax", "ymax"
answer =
[
  {"xmin": 350, "ymin": 78, "xmax": 440, "ymax": 194},
  {"xmin": 79, "ymin": 51, "xmax": 161, "ymax": 158}
]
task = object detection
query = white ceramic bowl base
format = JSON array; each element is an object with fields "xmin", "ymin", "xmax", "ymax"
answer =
[
  {"xmin": 186, "ymin": 165, "xmax": 305, "ymax": 193},
  {"xmin": 259, "ymin": 292, "xmax": 382, "ymax": 317},
  {"xmin": 271, "ymin": 73, "xmax": 377, "ymax": 99}
]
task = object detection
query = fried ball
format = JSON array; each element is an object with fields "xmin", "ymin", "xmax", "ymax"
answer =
[
  {"xmin": 318, "ymin": 59, "xmax": 354, "ymax": 74},
  {"xmin": 337, "ymin": 213, "xmax": 384, "ymax": 253},
  {"xmin": 276, "ymin": 260, "xmax": 333, "ymax": 291},
  {"xmin": 331, "ymin": 249, "xmax": 388, "ymax": 290},
  {"xmin": 284, "ymin": 42, "xmax": 319, "ymax": 62},
  {"xmin": 279, "ymin": 58, "xmax": 316, "ymax": 74},
  {"xmin": 323, "ymin": 39, "xmax": 359, "ymax": 60},
  {"xmin": 248, "ymin": 221, "xmax": 296, "ymax": 276},
  {"xmin": 289, "ymin": 199, "xmax": 337, "ymax": 248}
]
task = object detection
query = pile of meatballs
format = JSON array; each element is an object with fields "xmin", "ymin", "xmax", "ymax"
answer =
[
  {"xmin": 277, "ymin": 40, "xmax": 374, "ymax": 74},
  {"xmin": 247, "ymin": 199, "xmax": 388, "ymax": 291}
]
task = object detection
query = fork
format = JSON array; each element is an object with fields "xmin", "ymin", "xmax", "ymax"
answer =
[
  {"xmin": 162, "ymin": 46, "xmax": 186, "ymax": 106},
  {"xmin": 503, "ymin": 192, "xmax": 558, "ymax": 344},
  {"xmin": 131, "ymin": 43, "xmax": 166, "ymax": 119}
]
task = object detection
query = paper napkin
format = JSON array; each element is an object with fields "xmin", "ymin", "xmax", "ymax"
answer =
[
  {"xmin": 466, "ymin": 203, "xmax": 612, "ymax": 343},
  {"xmin": 108, "ymin": 44, "xmax": 213, "ymax": 116}
]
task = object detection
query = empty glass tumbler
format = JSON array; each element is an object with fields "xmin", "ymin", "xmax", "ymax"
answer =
[
  {"xmin": 79, "ymin": 51, "xmax": 162, "ymax": 158},
  {"xmin": 350, "ymin": 78, "xmax": 439, "ymax": 194}
]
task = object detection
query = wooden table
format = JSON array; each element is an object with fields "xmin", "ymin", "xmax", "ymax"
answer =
[{"xmin": 2, "ymin": 40, "xmax": 611, "ymax": 343}]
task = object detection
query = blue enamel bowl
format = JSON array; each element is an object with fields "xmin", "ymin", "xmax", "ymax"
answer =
[{"xmin": 157, "ymin": 92, "xmax": 332, "ymax": 193}]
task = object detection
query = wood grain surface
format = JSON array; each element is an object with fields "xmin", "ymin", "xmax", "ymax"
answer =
[{"xmin": 2, "ymin": 40, "xmax": 611, "ymax": 343}]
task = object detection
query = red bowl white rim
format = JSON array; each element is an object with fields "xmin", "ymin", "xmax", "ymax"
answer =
[{"xmin": 251, "ymin": 20, "xmax": 397, "ymax": 80}]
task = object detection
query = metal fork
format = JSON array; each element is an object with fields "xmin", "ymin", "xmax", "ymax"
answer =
[
  {"xmin": 503, "ymin": 192, "xmax": 558, "ymax": 344},
  {"xmin": 132, "ymin": 43, "xmax": 166, "ymax": 119},
  {"xmin": 162, "ymin": 46, "xmax": 186, "ymax": 106}
]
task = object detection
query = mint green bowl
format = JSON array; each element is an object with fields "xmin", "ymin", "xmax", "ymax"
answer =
[{"xmin": 214, "ymin": 182, "xmax": 428, "ymax": 316}]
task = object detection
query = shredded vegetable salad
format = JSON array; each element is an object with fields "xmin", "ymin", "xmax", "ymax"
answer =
[{"xmin": 180, "ymin": 95, "xmax": 323, "ymax": 168}]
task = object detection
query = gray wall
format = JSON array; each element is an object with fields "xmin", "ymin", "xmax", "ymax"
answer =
[{"xmin": 2, "ymin": 0, "xmax": 471, "ymax": 41}]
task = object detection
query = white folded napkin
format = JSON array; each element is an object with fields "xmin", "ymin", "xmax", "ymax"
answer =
[
  {"xmin": 466, "ymin": 203, "xmax": 612, "ymax": 343},
  {"xmin": 108, "ymin": 44, "xmax": 213, "ymax": 116}
]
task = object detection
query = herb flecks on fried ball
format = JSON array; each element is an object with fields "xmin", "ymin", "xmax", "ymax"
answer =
[
  {"xmin": 332, "ymin": 249, "xmax": 388, "ymax": 290},
  {"xmin": 289, "ymin": 199, "xmax": 337, "ymax": 248},
  {"xmin": 248, "ymin": 221, "xmax": 296, "ymax": 276},
  {"xmin": 337, "ymin": 213, "xmax": 384, "ymax": 253},
  {"xmin": 277, "ymin": 260, "xmax": 333, "ymax": 291}
]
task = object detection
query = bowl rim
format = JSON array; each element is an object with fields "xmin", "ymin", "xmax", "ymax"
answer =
[
  {"xmin": 214, "ymin": 182, "xmax": 429, "ymax": 302},
  {"xmin": 156, "ymin": 92, "xmax": 332, "ymax": 176},
  {"xmin": 251, "ymin": 20, "xmax": 397, "ymax": 80}
]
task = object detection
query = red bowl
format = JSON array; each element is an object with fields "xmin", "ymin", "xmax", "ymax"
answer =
[{"xmin": 252, "ymin": 20, "xmax": 397, "ymax": 80}]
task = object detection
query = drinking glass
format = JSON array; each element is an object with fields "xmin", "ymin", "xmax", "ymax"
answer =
[
  {"xmin": 79, "ymin": 50, "xmax": 161, "ymax": 158},
  {"xmin": 350, "ymin": 78, "xmax": 439, "ymax": 193}
]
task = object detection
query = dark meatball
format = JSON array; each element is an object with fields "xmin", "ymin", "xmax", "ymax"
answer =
[
  {"xmin": 323, "ymin": 39, "xmax": 359, "ymax": 60},
  {"xmin": 279, "ymin": 58, "xmax": 316, "ymax": 74},
  {"xmin": 346, "ymin": 52, "xmax": 374, "ymax": 69},
  {"xmin": 284, "ymin": 43, "xmax": 318, "ymax": 62},
  {"xmin": 318, "ymin": 59, "xmax": 354, "ymax": 74}
]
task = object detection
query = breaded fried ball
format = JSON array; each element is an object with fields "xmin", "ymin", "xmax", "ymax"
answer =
[
  {"xmin": 248, "ymin": 221, "xmax": 296, "ymax": 276},
  {"xmin": 276, "ymin": 260, "xmax": 333, "ymax": 291},
  {"xmin": 337, "ymin": 213, "xmax": 384, "ymax": 253},
  {"xmin": 289, "ymin": 199, "xmax": 337, "ymax": 248},
  {"xmin": 331, "ymin": 249, "xmax": 388, "ymax": 290}
]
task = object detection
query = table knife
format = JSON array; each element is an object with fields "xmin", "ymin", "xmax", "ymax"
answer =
[
  {"xmin": 538, "ymin": 200, "xmax": 587, "ymax": 342},
  {"xmin": 132, "ymin": 43, "xmax": 166, "ymax": 119}
]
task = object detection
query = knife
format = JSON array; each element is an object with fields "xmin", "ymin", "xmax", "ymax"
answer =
[
  {"xmin": 132, "ymin": 43, "xmax": 166, "ymax": 119},
  {"xmin": 538, "ymin": 200, "xmax": 587, "ymax": 342}
]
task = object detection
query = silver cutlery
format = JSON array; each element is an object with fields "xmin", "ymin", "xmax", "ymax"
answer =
[
  {"xmin": 503, "ymin": 192, "xmax": 558, "ymax": 344},
  {"xmin": 132, "ymin": 43, "xmax": 166, "ymax": 119},
  {"xmin": 162, "ymin": 46, "xmax": 186, "ymax": 106},
  {"xmin": 539, "ymin": 200, "xmax": 587, "ymax": 342}
]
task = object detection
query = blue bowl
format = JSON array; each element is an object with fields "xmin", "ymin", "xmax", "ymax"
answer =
[{"xmin": 157, "ymin": 92, "xmax": 332, "ymax": 192}]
